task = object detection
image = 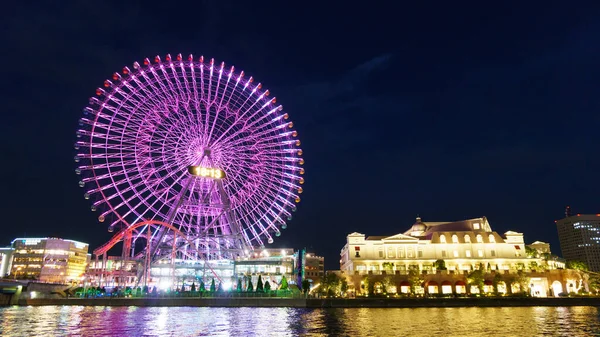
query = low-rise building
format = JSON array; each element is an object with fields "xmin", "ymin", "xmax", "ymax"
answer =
[
  {"xmin": 0, "ymin": 247, "xmax": 14, "ymax": 278},
  {"xmin": 234, "ymin": 248, "xmax": 296, "ymax": 289},
  {"xmin": 10, "ymin": 238, "xmax": 89, "ymax": 284},
  {"xmin": 340, "ymin": 216, "xmax": 573, "ymax": 297},
  {"xmin": 341, "ymin": 217, "xmax": 539, "ymax": 275},
  {"xmin": 304, "ymin": 252, "xmax": 324, "ymax": 283}
]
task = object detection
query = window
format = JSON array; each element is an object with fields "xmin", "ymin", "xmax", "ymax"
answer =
[
  {"xmin": 379, "ymin": 250, "xmax": 384, "ymax": 258},
  {"xmin": 476, "ymin": 235, "xmax": 483, "ymax": 243},
  {"xmin": 489, "ymin": 235, "xmax": 495, "ymax": 243},
  {"xmin": 407, "ymin": 249, "xmax": 414, "ymax": 258},
  {"xmin": 442, "ymin": 250, "xmax": 447, "ymax": 257},
  {"xmin": 399, "ymin": 249, "xmax": 405, "ymax": 258},
  {"xmin": 491, "ymin": 250, "xmax": 496, "ymax": 257},
  {"xmin": 418, "ymin": 250, "xmax": 423, "ymax": 258},
  {"xmin": 452, "ymin": 235, "xmax": 459, "ymax": 243},
  {"xmin": 387, "ymin": 248, "xmax": 395, "ymax": 258},
  {"xmin": 473, "ymin": 223, "xmax": 480, "ymax": 230},
  {"xmin": 466, "ymin": 250, "xmax": 471, "ymax": 257},
  {"xmin": 478, "ymin": 249, "xmax": 484, "ymax": 257},
  {"xmin": 464, "ymin": 235, "xmax": 471, "ymax": 243},
  {"xmin": 453, "ymin": 250, "xmax": 459, "ymax": 257},
  {"xmin": 440, "ymin": 235, "xmax": 446, "ymax": 243}
]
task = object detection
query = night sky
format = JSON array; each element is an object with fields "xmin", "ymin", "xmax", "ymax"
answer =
[{"xmin": 2, "ymin": 2, "xmax": 599, "ymax": 269}]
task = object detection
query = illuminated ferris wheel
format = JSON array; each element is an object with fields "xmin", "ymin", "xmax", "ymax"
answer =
[{"xmin": 75, "ymin": 53, "xmax": 304, "ymax": 264}]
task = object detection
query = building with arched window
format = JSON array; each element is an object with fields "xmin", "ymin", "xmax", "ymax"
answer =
[
  {"xmin": 339, "ymin": 216, "xmax": 570, "ymax": 297},
  {"xmin": 340, "ymin": 216, "xmax": 561, "ymax": 275}
]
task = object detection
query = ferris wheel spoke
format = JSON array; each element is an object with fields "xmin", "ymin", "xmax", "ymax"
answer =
[
  {"xmin": 79, "ymin": 54, "xmax": 304, "ymax": 261},
  {"xmin": 214, "ymin": 110, "xmax": 287, "ymax": 149}
]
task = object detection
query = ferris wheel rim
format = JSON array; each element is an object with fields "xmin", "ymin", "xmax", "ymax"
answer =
[{"xmin": 75, "ymin": 54, "xmax": 304, "ymax": 249}]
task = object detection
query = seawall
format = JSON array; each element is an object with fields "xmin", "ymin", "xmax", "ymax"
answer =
[{"xmin": 20, "ymin": 297, "xmax": 600, "ymax": 308}]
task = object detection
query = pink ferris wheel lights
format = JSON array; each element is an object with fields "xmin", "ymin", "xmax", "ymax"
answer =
[{"xmin": 75, "ymin": 53, "xmax": 304, "ymax": 259}]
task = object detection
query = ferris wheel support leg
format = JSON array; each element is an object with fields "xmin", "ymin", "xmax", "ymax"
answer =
[
  {"xmin": 95, "ymin": 254, "xmax": 100, "ymax": 287},
  {"xmin": 144, "ymin": 224, "xmax": 151, "ymax": 288},
  {"xmin": 103, "ymin": 252, "xmax": 107, "ymax": 287},
  {"xmin": 215, "ymin": 179, "xmax": 250, "ymax": 257},
  {"xmin": 147, "ymin": 178, "xmax": 193, "ymax": 261},
  {"xmin": 121, "ymin": 231, "xmax": 132, "ymax": 289},
  {"xmin": 171, "ymin": 232, "xmax": 177, "ymax": 289}
]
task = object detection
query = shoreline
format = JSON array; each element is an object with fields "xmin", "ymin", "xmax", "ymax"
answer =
[{"xmin": 17, "ymin": 297, "xmax": 600, "ymax": 308}]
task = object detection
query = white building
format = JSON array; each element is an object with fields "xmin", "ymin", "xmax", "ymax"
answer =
[{"xmin": 341, "ymin": 217, "xmax": 540, "ymax": 275}]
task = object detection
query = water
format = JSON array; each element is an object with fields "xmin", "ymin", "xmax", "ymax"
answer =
[{"xmin": 1, "ymin": 306, "xmax": 599, "ymax": 336}]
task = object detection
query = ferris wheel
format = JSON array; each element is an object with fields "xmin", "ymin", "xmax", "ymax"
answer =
[{"xmin": 75, "ymin": 54, "xmax": 304, "ymax": 263}]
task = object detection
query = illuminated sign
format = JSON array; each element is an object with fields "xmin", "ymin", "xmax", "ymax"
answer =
[
  {"xmin": 187, "ymin": 165, "xmax": 226, "ymax": 179},
  {"xmin": 23, "ymin": 239, "xmax": 42, "ymax": 246}
]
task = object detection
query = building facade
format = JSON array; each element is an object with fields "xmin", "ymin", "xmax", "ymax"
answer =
[
  {"xmin": 10, "ymin": 238, "xmax": 89, "ymax": 284},
  {"xmin": 88, "ymin": 248, "xmax": 299, "ymax": 290},
  {"xmin": 304, "ymin": 252, "xmax": 324, "ymax": 283},
  {"xmin": 234, "ymin": 248, "xmax": 296, "ymax": 290},
  {"xmin": 556, "ymin": 214, "xmax": 600, "ymax": 272},
  {"xmin": 0, "ymin": 247, "xmax": 14, "ymax": 278},
  {"xmin": 339, "ymin": 217, "xmax": 573, "ymax": 297},
  {"xmin": 341, "ymin": 217, "xmax": 540, "ymax": 275}
]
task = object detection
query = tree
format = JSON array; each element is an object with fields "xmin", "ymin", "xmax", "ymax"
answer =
[
  {"xmin": 320, "ymin": 273, "xmax": 341, "ymax": 297},
  {"xmin": 191, "ymin": 282, "xmax": 196, "ymax": 292},
  {"xmin": 492, "ymin": 273, "xmax": 503, "ymax": 295},
  {"xmin": 210, "ymin": 279, "xmax": 216, "ymax": 292},
  {"xmin": 588, "ymin": 274, "xmax": 600, "ymax": 295},
  {"xmin": 199, "ymin": 281, "xmax": 205, "ymax": 292},
  {"xmin": 217, "ymin": 281, "xmax": 223, "ymax": 292},
  {"xmin": 247, "ymin": 278, "xmax": 254, "ymax": 292},
  {"xmin": 142, "ymin": 285, "xmax": 148, "ymax": 295},
  {"xmin": 407, "ymin": 268, "xmax": 423, "ymax": 295},
  {"xmin": 264, "ymin": 280, "xmax": 271, "ymax": 292},
  {"xmin": 525, "ymin": 246, "xmax": 538, "ymax": 258},
  {"xmin": 566, "ymin": 260, "xmax": 589, "ymax": 271},
  {"xmin": 237, "ymin": 278, "xmax": 243, "ymax": 292},
  {"xmin": 151, "ymin": 286, "xmax": 157, "ymax": 296},
  {"xmin": 382, "ymin": 275, "xmax": 394, "ymax": 294},
  {"xmin": 434, "ymin": 259, "xmax": 447, "ymax": 271},
  {"xmin": 528, "ymin": 261, "xmax": 538, "ymax": 271},
  {"xmin": 280, "ymin": 275, "xmax": 288, "ymax": 290},
  {"xmin": 302, "ymin": 279, "xmax": 310, "ymax": 294},
  {"xmin": 256, "ymin": 275, "xmax": 264, "ymax": 292},
  {"xmin": 382, "ymin": 262, "xmax": 394, "ymax": 272},
  {"xmin": 340, "ymin": 277, "xmax": 348, "ymax": 296},
  {"xmin": 514, "ymin": 270, "xmax": 530, "ymax": 295},
  {"xmin": 467, "ymin": 269, "xmax": 484, "ymax": 294}
]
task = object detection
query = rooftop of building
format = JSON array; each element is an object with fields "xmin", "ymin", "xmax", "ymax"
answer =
[
  {"xmin": 10, "ymin": 237, "xmax": 89, "ymax": 248},
  {"xmin": 349, "ymin": 216, "xmax": 524, "ymax": 241}
]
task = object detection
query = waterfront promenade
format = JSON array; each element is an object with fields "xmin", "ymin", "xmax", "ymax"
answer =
[{"xmin": 21, "ymin": 296, "xmax": 600, "ymax": 308}]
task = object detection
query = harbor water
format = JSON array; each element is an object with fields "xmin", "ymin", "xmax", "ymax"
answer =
[{"xmin": 1, "ymin": 306, "xmax": 599, "ymax": 336}]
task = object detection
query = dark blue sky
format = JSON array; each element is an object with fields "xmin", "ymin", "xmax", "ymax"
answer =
[{"xmin": 1, "ymin": 2, "xmax": 599, "ymax": 268}]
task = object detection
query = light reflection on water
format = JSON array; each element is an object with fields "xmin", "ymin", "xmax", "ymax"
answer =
[{"xmin": 0, "ymin": 306, "xmax": 599, "ymax": 336}]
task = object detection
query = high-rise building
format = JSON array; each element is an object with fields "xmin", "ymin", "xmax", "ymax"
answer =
[
  {"xmin": 556, "ymin": 213, "xmax": 600, "ymax": 272},
  {"xmin": 10, "ymin": 238, "xmax": 89, "ymax": 284}
]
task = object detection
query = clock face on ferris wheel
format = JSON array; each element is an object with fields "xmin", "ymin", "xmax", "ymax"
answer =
[{"xmin": 75, "ymin": 53, "xmax": 304, "ymax": 251}]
